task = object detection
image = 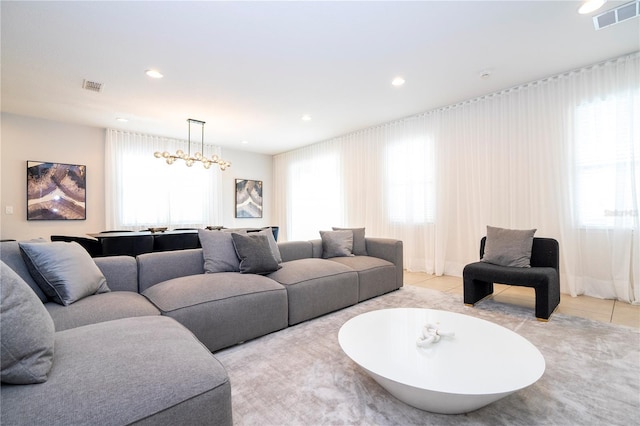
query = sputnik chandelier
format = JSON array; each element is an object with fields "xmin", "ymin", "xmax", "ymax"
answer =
[{"xmin": 154, "ymin": 119, "xmax": 231, "ymax": 170}]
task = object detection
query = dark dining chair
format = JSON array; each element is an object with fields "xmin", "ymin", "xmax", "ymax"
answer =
[
  {"xmin": 101, "ymin": 235, "xmax": 154, "ymax": 257},
  {"xmin": 153, "ymin": 233, "xmax": 201, "ymax": 252},
  {"xmin": 50, "ymin": 235, "xmax": 103, "ymax": 257}
]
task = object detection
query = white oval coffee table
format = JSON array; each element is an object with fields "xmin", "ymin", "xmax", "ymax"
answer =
[{"xmin": 338, "ymin": 308, "xmax": 545, "ymax": 414}]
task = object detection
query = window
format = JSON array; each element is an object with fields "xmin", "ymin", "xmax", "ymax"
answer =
[
  {"xmin": 574, "ymin": 94, "xmax": 640, "ymax": 228},
  {"xmin": 386, "ymin": 139, "xmax": 435, "ymax": 224},
  {"xmin": 288, "ymin": 152, "xmax": 342, "ymax": 240},
  {"xmin": 106, "ymin": 130, "xmax": 222, "ymax": 230}
]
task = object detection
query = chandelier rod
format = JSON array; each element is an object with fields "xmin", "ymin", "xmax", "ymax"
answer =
[{"xmin": 187, "ymin": 118, "xmax": 206, "ymax": 157}]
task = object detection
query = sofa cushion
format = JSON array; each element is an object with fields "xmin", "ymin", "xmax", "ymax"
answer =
[
  {"xmin": 137, "ymin": 249, "xmax": 205, "ymax": 292},
  {"xmin": 268, "ymin": 258, "xmax": 359, "ymax": 325},
  {"xmin": 198, "ymin": 229, "xmax": 240, "ymax": 273},
  {"xmin": 320, "ymin": 230, "xmax": 354, "ymax": 258},
  {"xmin": 143, "ymin": 273, "xmax": 288, "ymax": 352},
  {"xmin": 0, "ymin": 316, "xmax": 232, "ymax": 425},
  {"xmin": 19, "ymin": 241, "xmax": 109, "ymax": 306},
  {"xmin": 231, "ymin": 232, "xmax": 281, "ymax": 275},
  {"xmin": 0, "ymin": 260, "xmax": 55, "ymax": 384},
  {"xmin": 329, "ymin": 256, "xmax": 399, "ymax": 302},
  {"xmin": 482, "ymin": 226, "xmax": 537, "ymax": 268},
  {"xmin": 0, "ymin": 240, "xmax": 49, "ymax": 302},
  {"xmin": 93, "ymin": 255, "xmax": 139, "ymax": 293},
  {"xmin": 46, "ymin": 292, "xmax": 160, "ymax": 331},
  {"xmin": 333, "ymin": 227, "xmax": 367, "ymax": 256}
]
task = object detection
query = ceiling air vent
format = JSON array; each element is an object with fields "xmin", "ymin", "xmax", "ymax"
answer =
[
  {"xmin": 82, "ymin": 79, "xmax": 104, "ymax": 93},
  {"xmin": 593, "ymin": 0, "xmax": 639, "ymax": 30}
]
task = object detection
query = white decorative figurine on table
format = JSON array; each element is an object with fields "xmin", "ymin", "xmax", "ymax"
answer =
[{"xmin": 416, "ymin": 323, "xmax": 455, "ymax": 347}]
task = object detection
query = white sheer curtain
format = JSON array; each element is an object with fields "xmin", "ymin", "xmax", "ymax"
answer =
[
  {"xmin": 105, "ymin": 129, "xmax": 223, "ymax": 230},
  {"xmin": 273, "ymin": 52, "xmax": 639, "ymax": 303}
]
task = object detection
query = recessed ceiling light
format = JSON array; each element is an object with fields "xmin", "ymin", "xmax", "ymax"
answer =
[
  {"xmin": 241, "ymin": 140, "xmax": 249, "ymax": 145},
  {"xmin": 145, "ymin": 69, "xmax": 163, "ymax": 79},
  {"xmin": 578, "ymin": 0, "xmax": 607, "ymax": 14},
  {"xmin": 301, "ymin": 114, "xmax": 312, "ymax": 121},
  {"xmin": 392, "ymin": 76, "xmax": 405, "ymax": 87},
  {"xmin": 116, "ymin": 117, "xmax": 129, "ymax": 122}
]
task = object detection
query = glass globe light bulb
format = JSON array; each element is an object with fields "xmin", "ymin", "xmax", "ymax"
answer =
[
  {"xmin": 154, "ymin": 151, "xmax": 162, "ymax": 158},
  {"xmin": 176, "ymin": 149, "xmax": 184, "ymax": 158}
]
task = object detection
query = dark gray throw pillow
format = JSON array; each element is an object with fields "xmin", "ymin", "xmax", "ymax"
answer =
[
  {"xmin": 198, "ymin": 229, "xmax": 241, "ymax": 273},
  {"xmin": 481, "ymin": 226, "xmax": 537, "ymax": 268},
  {"xmin": 1, "ymin": 260, "xmax": 55, "ymax": 384},
  {"xmin": 332, "ymin": 227, "xmax": 367, "ymax": 255},
  {"xmin": 257, "ymin": 228, "xmax": 283, "ymax": 264},
  {"xmin": 231, "ymin": 232, "xmax": 281, "ymax": 275},
  {"xmin": 19, "ymin": 241, "xmax": 109, "ymax": 306},
  {"xmin": 320, "ymin": 230, "xmax": 354, "ymax": 259}
]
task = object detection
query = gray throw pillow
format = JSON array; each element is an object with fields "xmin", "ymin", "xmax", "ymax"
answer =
[
  {"xmin": 257, "ymin": 228, "xmax": 283, "ymax": 264},
  {"xmin": 1, "ymin": 260, "xmax": 55, "ymax": 384},
  {"xmin": 332, "ymin": 227, "xmax": 367, "ymax": 255},
  {"xmin": 481, "ymin": 226, "xmax": 537, "ymax": 268},
  {"xmin": 0, "ymin": 240, "xmax": 49, "ymax": 302},
  {"xmin": 198, "ymin": 229, "xmax": 240, "ymax": 273},
  {"xmin": 19, "ymin": 242, "xmax": 110, "ymax": 306},
  {"xmin": 231, "ymin": 232, "xmax": 282, "ymax": 275},
  {"xmin": 320, "ymin": 230, "xmax": 354, "ymax": 259}
]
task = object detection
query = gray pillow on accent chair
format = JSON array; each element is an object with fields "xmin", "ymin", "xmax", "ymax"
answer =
[
  {"xmin": 198, "ymin": 229, "xmax": 241, "ymax": 273},
  {"xmin": 481, "ymin": 226, "xmax": 537, "ymax": 268},
  {"xmin": 332, "ymin": 227, "xmax": 367, "ymax": 255},
  {"xmin": 231, "ymin": 232, "xmax": 282, "ymax": 275},
  {"xmin": 320, "ymin": 230, "xmax": 354, "ymax": 259},
  {"xmin": 1, "ymin": 260, "xmax": 55, "ymax": 384},
  {"xmin": 19, "ymin": 241, "xmax": 109, "ymax": 306}
]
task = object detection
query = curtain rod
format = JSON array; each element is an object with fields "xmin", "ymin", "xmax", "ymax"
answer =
[{"xmin": 287, "ymin": 51, "xmax": 639, "ymax": 150}]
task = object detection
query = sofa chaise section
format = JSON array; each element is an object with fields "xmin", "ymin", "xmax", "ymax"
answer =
[{"xmin": 1, "ymin": 316, "xmax": 232, "ymax": 425}]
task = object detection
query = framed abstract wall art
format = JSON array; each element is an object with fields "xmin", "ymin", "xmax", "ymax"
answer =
[
  {"xmin": 27, "ymin": 161, "xmax": 86, "ymax": 220},
  {"xmin": 235, "ymin": 179, "xmax": 263, "ymax": 218}
]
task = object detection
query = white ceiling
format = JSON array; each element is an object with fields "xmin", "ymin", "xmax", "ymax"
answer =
[{"xmin": 1, "ymin": 1, "xmax": 638, "ymax": 155}]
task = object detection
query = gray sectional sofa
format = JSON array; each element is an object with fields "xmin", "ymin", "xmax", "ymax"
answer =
[{"xmin": 0, "ymin": 231, "xmax": 403, "ymax": 425}]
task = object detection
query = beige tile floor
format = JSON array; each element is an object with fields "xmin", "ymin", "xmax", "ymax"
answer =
[{"xmin": 405, "ymin": 271, "xmax": 640, "ymax": 329}]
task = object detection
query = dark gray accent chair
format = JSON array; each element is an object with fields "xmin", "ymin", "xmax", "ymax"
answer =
[{"xmin": 463, "ymin": 237, "xmax": 560, "ymax": 321}]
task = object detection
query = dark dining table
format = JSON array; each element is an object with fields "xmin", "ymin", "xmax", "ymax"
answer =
[
  {"xmin": 87, "ymin": 227, "xmax": 278, "ymax": 257},
  {"xmin": 88, "ymin": 229, "xmax": 200, "ymax": 256}
]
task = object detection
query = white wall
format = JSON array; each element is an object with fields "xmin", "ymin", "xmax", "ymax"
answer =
[
  {"xmin": 1, "ymin": 113, "xmax": 105, "ymax": 240},
  {"xmin": 0, "ymin": 113, "xmax": 274, "ymax": 240},
  {"xmin": 220, "ymin": 147, "xmax": 274, "ymax": 229}
]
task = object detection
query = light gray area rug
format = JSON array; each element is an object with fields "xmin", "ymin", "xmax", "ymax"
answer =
[{"xmin": 215, "ymin": 286, "xmax": 640, "ymax": 425}]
